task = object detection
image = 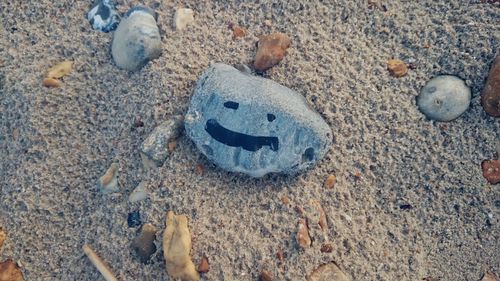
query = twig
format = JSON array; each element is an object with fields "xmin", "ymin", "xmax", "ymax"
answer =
[{"xmin": 83, "ymin": 244, "xmax": 119, "ymax": 281}]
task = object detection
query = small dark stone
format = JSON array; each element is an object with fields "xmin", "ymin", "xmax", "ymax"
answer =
[
  {"xmin": 399, "ymin": 204, "xmax": 413, "ymax": 210},
  {"xmin": 128, "ymin": 211, "xmax": 142, "ymax": 227},
  {"xmin": 132, "ymin": 223, "xmax": 157, "ymax": 263}
]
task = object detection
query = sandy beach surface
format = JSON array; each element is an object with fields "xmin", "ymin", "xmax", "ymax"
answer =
[{"xmin": 1, "ymin": 0, "xmax": 499, "ymax": 280}]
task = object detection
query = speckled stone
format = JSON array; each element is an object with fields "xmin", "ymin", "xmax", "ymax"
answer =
[
  {"xmin": 87, "ymin": 0, "xmax": 120, "ymax": 32},
  {"xmin": 111, "ymin": 6, "xmax": 161, "ymax": 71},
  {"xmin": 417, "ymin": 75, "xmax": 471, "ymax": 122},
  {"xmin": 140, "ymin": 116, "xmax": 183, "ymax": 167},
  {"xmin": 185, "ymin": 63, "xmax": 332, "ymax": 177}
]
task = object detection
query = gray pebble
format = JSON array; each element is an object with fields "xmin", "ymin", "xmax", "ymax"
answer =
[
  {"xmin": 140, "ymin": 116, "xmax": 183, "ymax": 167},
  {"xmin": 87, "ymin": 0, "xmax": 120, "ymax": 33},
  {"xmin": 185, "ymin": 63, "xmax": 332, "ymax": 177},
  {"xmin": 131, "ymin": 223, "xmax": 157, "ymax": 263},
  {"xmin": 417, "ymin": 75, "xmax": 471, "ymax": 122},
  {"xmin": 111, "ymin": 6, "xmax": 161, "ymax": 71}
]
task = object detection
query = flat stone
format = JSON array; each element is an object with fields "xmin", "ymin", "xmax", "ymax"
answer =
[
  {"xmin": 307, "ymin": 262, "xmax": 348, "ymax": 281},
  {"xmin": 140, "ymin": 116, "xmax": 183, "ymax": 167},
  {"xmin": 111, "ymin": 6, "xmax": 161, "ymax": 71},
  {"xmin": 185, "ymin": 63, "xmax": 332, "ymax": 177},
  {"xmin": 131, "ymin": 223, "xmax": 157, "ymax": 263},
  {"xmin": 128, "ymin": 181, "xmax": 149, "ymax": 203},
  {"xmin": 417, "ymin": 75, "xmax": 470, "ymax": 122},
  {"xmin": 87, "ymin": 0, "xmax": 120, "ymax": 32},
  {"xmin": 481, "ymin": 53, "xmax": 500, "ymax": 117}
]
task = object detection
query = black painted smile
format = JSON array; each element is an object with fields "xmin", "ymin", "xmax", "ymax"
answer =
[{"xmin": 205, "ymin": 119, "xmax": 279, "ymax": 152}]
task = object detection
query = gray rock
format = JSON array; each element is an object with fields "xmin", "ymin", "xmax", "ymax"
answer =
[
  {"xmin": 131, "ymin": 223, "xmax": 157, "ymax": 263},
  {"xmin": 111, "ymin": 6, "xmax": 161, "ymax": 71},
  {"xmin": 87, "ymin": 0, "xmax": 120, "ymax": 33},
  {"xmin": 185, "ymin": 63, "xmax": 332, "ymax": 177},
  {"xmin": 140, "ymin": 116, "xmax": 183, "ymax": 168},
  {"xmin": 417, "ymin": 75, "xmax": 471, "ymax": 122}
]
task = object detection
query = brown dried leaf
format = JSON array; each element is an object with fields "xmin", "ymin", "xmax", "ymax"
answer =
[
  {"xmin": 197, "ymin": 256, "xmax": 209, "ymax": 273},
  {"xmin": 387, "ymin": 59, "xmax": 408, "ymax": 77},
  {"xmin": 46, "ymin": 60, "xmax": 73, "ymax": 79}
]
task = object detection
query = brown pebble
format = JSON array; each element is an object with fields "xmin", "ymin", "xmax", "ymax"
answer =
[
  {"xmin": 482, "ymin": 272, "xmax": 500, "ymax": 281},
  {"xmin": 195, "ymin": 164, "xmax": 204, "ymax": 175},
  {"xmin": 0, "ymin": 228, "xmax": 5, "ymax": 250},
  {"xmin": 307, "ymin": 262, "xmax": 348, "ymax": 281},
  {"xmin": 197, "ymin": 256, "xmax": 209, "ymax": 273},
  {"xmin": 260, "ymin": 270, "xmax": 275, "ymax": 281},
  {"xmin": 167, "ymin": 140, "xmax": 177, "ymax": 153},
  {"xmin": 387, "ymin": 59, "xmax": 408, "ymax": 77},
  {"xmin": 296, "ymin": 219, "xmax": 311, "ymax": 249},
  {"xmin": 232, "ymin": 26, "xmax": 246, "ymax": 38},
  {"xmin": 324, "ymin": 174, "xmax": 336, "ymax": 189},
  {"xmin": 254, "ymin": 33, "xmax": 291, "ymax": 71},
  {"xmin": 131, "ymin": 223, "xmax": 158, "ymax": 263},
  {"xmin": 276, "ymin": 248, "xmax": 285, "ymax": 262},
  {"xmin": 482, "ymin": 160, "xmax": 500, "ymax": 184},
  {"xmin": 481, "ymin": 53, "xmax": 500, "ymax": 117},
  {"xmin": 46, "ymin": 60, "xmax": 73, "ymax": 79},
  {"xmin": 320, "ymin": 243, "xmax": 333, "ymax": 253},
  {"xmin": 281, "ymin": 195, "xmax": 290, "ymax": 205},
  {"xmin": 42, "ymin": 77, "xmax": 61, "ymax": 88},
  {"xmin": 0, "ymin": 259, "xmax": 23, "ymax": 281}
]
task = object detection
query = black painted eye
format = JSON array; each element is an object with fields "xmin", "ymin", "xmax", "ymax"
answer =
[
  {"xmin": 267, "ymin": 114, "xmax": 276, "ymax": 122},
  {"xmin": 224, "ymin": 101, "xmax": 239, "ymax": 109}
]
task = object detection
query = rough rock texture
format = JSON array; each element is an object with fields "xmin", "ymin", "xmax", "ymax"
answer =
[
  {"xmin": 140, "ymin": 116, "xmax": 183, "ymax": 167},
  {"xmin": 481, "ymin": 52, "xmax": 500, "ymax": 117},
  {"xmin": 1, "ymin": 1, "xmax": 499, "ymax": 281},
  {"xmin": 111, "ymin": 7, "xmax": 161, "ymax": 71},
  {"xmin": 417, "ymin": 75, "xmax": 471, "ymax": 121},
  {"xmin": 185, "ymin": 63, "xmax": 332, "ymax": 177}
]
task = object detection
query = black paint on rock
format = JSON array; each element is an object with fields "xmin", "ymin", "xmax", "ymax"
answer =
[
  {"xmin": 224, "ymin": 101, "xmax": 239, "ymax": 109},
  {"xmin": 205, "ymin": 119, "xmax": 279, "ymax": 152}
]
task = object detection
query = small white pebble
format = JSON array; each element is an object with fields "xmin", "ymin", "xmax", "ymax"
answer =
[
  {"xmin": 488, "ymin": 213, "xmax": 493, "ymax": 219},
  {"xmin": 174, "ymin": 8, "xmax": 194, "ymax": 31}
]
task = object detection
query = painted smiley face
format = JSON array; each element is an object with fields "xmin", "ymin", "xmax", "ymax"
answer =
[{"xmin": 205, "ymin": 101, "xmax": 279, "ymax": 152}]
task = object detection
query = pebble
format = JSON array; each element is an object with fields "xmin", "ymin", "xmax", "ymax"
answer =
[
  {"xmin": 496, "ymin": 138, "xmax": 500, "ymax": 157},
  {"xmin": 481, "ymin": 160, "xmax": 500, "ymax": 184},
  {"xmin": 254, "ymin": 33, "xmax": 291, "ymax": 71},
  {"xmin": 324, "ymin": 174, "xmax": 336, "ymax": 189},
  {"xmin": 131, "ymin": 223, "xmax": 157, "ymax": 263},
  {"xmin": 0, "ymin": 259, "xmax": 23, "ymax": 281},
  {"xmin": 0, "ymin": 228, "xmax": 5, "ymax": 250},
  {"xmin": 386, "ymin": 59, "xmax": 408, "ymax": 77},
  {"xmin": 417, "ymin": 75, "xmax": 471, "ymax": 122},
  {"xmin": 320, "ymin": 243, "xmax": 333, "ymax": 253},
  {"xmin": 482, "ymin": 272, "xmax": 500, "ymax": 281},
  {"xmin": 259, "ymin": 270, "xmax": 275, "ymax": 281},
  {"xmin": 42, "ymin": 78, "xmax": 61, "ymax": 88},
  {"xmin": 111, "ymin": 6, "xmax": 161, "ymax": 71},
  {"xmin": 97, "ymin": 162, "xmax": 119, "ymax": 193},
  {"xmin": 128, "ymin": 181, "xmax": 149, "ymax": 203},
  {"xmin": 87, "ymin": 0, "xmax": 120, "ymax": 32},
  {"xmin": 232, "ymin": 26, "xmax": 246, "ymax": 38},
  {"xmin": 127, "ymin": 211, "xmax": 142, "ymax": 228},
  {"xmin": 140, "ymin": 116, "xmax": 183, "ymax": 167},
  {"xmin": 197, "ymin": 256, "xmax": 209, "ymax": 273},
  {"xmin": 163, "ymin": 211, "xmax": 200, "ymax": 281},
  {"xmin": 481, "ymin": 53, "xmax": 500, "ymax": 117},
  {"xmin": 296, "ymin": 219, "xmax": 311, "ymax": 249},
  {"xmin": 307, "ymin": 262, "xmax": 348, "ymax": 281},
  {"xmin": 184, "ymin": 63, "xmax": 332, "ymax": 177},
  {"xmin": 174, "ymin": 8, "xmax": 194, "ymax": 31}
]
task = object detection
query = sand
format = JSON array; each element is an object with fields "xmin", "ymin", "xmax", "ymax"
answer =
[{"xmin": 1, "ymin": 0, "xmax": 499, "ymax": 280}]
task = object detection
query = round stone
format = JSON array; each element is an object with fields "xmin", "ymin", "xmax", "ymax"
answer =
[
  {"xmin": 417, "ymin": 75, "xmax": 471, "ymax": 122},
  {"xmin": 111, "ymin": 6, "xmax": 161, "ymax": 71},
  {"xmin": 87, "ymin": 0, "xmax": 120, "ymax": 33}
]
